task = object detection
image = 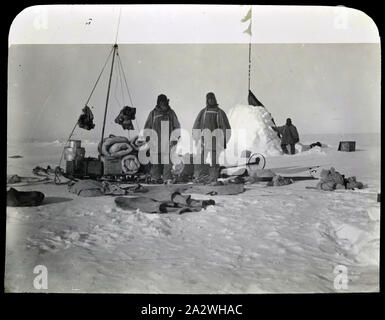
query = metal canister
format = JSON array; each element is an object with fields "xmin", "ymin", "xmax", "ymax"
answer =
[
  {"xmin": 64, "ymin": 147, "xmax": 76, "ymax": 161},
  {"xmin": 69, "ymin": 140, "xmax": 82, "ymax": 149},
  {"xmin": 65, "ymin": 146, "xmax": 85, "ymax": 161}
]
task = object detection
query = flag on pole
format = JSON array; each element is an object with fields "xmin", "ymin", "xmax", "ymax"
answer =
[
  {"xmin": 248, "ymin": 90, "xmax": 264, "ymax": 107},
  {"xmin": 241, "ymin": 7, "xmax": 252, "ymax": 36},
  {"xmin": 243, "ymin": 22, "xmax": 252, "ymax": 36},
  {"xmin": 241, "ymin": 8, "xmax": 252, "ymax": 22}
]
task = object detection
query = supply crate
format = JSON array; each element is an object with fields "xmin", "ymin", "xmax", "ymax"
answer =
[
  {"xmin": 101, "ymin": 156, "xmax": 122, "ymax": 175},
  {"xmin": 66, "ymin": 158, "xmax": 103, "ymax": 177},
  {"xmin": 338, "ymin": 141, "xmax": 356, "ymax": 152},
  {"xmin": 86, "ymin": 158, "xmax": 103, "ymax": 177},
  {"xmin": 66, "ymin": 160, "xmax": 87, "ymax": 176}
]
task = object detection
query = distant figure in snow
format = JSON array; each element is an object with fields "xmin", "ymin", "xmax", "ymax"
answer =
[
  {"xmin": 272, "ymin": 118, "xmax": 299, "ymax": 155},
  {"xmin": 144, "ymin": 94, "xmax": 180, "ymax": 183},
  {"xmin": 193, "ymin": 92, "xmax": 231, "ymax": 183}
]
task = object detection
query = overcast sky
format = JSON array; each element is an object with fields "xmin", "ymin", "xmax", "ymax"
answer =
[{"xmin": 8, "ymin": 43, "xmax": 380, "ymax": 142}]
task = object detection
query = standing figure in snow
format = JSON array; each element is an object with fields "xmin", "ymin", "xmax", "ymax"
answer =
[
  {"xmin": 272, "ymin": 118, "xmax": 299, "ymax": 155},
  {"xmin": 144, "ymin": 94, "xmax": 180, "ymax": 183},
  {"xmin": 193, "ymin": 92, "xmax": 231, "ymax": 183}
]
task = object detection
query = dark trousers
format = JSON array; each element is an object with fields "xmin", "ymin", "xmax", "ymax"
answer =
[
  {"xmin": 194, "ymin": 146, "xmax": 220, "ymax": 181},
  {"xmin": 281, "ymin": 143, "xmax": 296, "ymax": 155},
  {"xmin": 150, "ymin": 153, "xmax": 172, "ymax": 180}
]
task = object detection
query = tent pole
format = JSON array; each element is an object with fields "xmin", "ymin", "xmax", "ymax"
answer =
[
  {"xmin": 100, "ymin": 44, "xmax": 118, "ymax": 153},
  {"xmin": 248, "ymin": 41, "xmax": 251, "ymax": 92}
]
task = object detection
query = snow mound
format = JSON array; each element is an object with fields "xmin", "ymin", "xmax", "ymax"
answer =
[{"xmin": 225, "ymin": 105, "xmax": 282, "ymax": 158}]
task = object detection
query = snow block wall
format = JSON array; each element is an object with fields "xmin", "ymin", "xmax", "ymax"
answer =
[{"xmin": 225, "ymin": 104, "xmax": 282, "ymax": 158}]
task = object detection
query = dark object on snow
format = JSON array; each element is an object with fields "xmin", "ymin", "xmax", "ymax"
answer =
[
  {"xmin": 9, "ymin": 155, "xmax": 23, "ymax": 159},
  {"xmin": 316, "ymin": 167, "xmax": 364, "ymax": 191},
  {"xmin": 266, "ymin": 175, "xmax": 294, "ymax": 187},
  {"xmin": 317, "ymin": 167, "xmax": 345, "ymax": 191},
  {"xmin": 7, "ymin": 175, "xmax": 22, "ymax": 184},
  {"xmin": 115, "ymin": 106, "xmax": 136, "ymax": 130},
  {"xmin": 309, "ymin": 142, "xmax": 322, "ymax": 148},
  {"xmin": 338, "ymin": 141, "xmax": 356, "ymax": 152},
  {"xmin": 345, "ymin": 176, "xmax": 364, "ymax": 190},
  {"xmin": 377, "ymin": 193, "xmax": 381, "ymax": 202},
  {"xmin": 114, "ymin": 190, "xmax": 215, "ymax": 214},
  {"xmin": 7, "ymin": 188, "xmax": 45, "ymax": 207},
  {"xmin": 78, "ymin": 105, "xmax": 95, "ymax": 130},
  {"xmin": 68, "ymin": 179, "xmax": 105, "ymax": 197}
]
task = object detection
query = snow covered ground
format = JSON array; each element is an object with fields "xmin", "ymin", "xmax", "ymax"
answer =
[{"xmin": 5, "ymin": 133, "xmax": 380, "ymax": 293}]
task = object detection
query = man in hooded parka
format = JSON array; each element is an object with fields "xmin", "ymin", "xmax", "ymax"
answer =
[
  {"xmin": 193, "ymin": 92, "xmax": 231, "ymax": 183},
  {"xmin": 272, "ymin": 118, "xmax": 299, "ymax": 155},
  {"xmin": 144, "ymin": 94, "xmax": 180, "ymax": 183}
]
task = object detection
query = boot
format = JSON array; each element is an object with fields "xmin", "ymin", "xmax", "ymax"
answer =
[{"xmin": 171, "ymin": 191, "xmax": 192, "ymax": 206}]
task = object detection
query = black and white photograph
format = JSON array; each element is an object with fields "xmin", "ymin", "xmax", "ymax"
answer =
[{"xmin": 5, "ymin": 5, "xmax": 380, "ymax": 293}]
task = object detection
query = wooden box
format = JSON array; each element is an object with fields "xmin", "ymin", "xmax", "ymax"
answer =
[
  {"xmin": 66, "ymin": 160, "xmax": 86, "ymax": 176},
  {"xmin": 101, "ymin": 156, "xmax": 122, "ymax": 175},
  {"xmin": 338, "ymin": 141, "xmax": 356, "ymax": 152},
  {"xmin": 86, "ymin": 159, "xmax": 103, "ymax": 177}
]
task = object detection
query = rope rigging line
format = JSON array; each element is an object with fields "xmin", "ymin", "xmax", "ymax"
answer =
[
  {"xmin": 112, "ymin": 51, "xmax": 132, "ymax": 138},
  {"xmin": 118, "ymin": 52, "xmax": 125, "ymax": 104},
  {"xmin": 56, "ymin": 46, "xmax": 115, "ymax": 172},
  {"xmin": 113, "ymin": 57, "xmax": 122, "ymax": 107},
  {"xmin": 116, "ymin": 52, "xmax": 141, "ymax": 132},
  {"xmin": 117, "ymin": 54, "xmax": 140, "ymax": 135},
  {"xmin": 116, "ymin": 52, "xmax": 134, "ymax": 107},
  {"xmin": 85, "ymin": 46, "xmax": 114, "ymax": 106}
]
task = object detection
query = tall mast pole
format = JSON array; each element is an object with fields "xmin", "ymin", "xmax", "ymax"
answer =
[
  {"xmin": 248, "ymin": 41, "xmax": 251, "ymax": 92},
  {"xmin": 100, "ymin": 7, "xmax": 122, "ymax": 151},
  {"xmin": 100, "ymin": 43, "xmax": 118, "ymax": 150},
  {"xmin": 248, "ymin": 6, "xmax": 252, "ymax": 93}
]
